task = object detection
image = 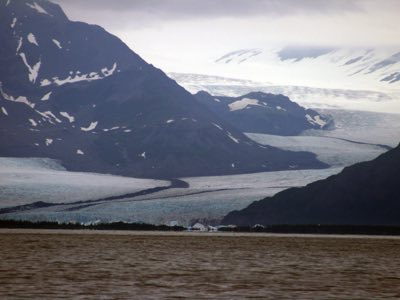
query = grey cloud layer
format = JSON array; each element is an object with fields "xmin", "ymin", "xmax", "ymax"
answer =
[{"xmin": 53, "ymin": 0, "xmax": 361, "ymax": 20}]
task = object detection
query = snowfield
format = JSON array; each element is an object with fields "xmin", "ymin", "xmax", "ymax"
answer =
[
  {"xmin": 303, "ymin": 109, "xmax": 400, "ymax": 147},
  {"xmin": 247, "ymin": 133, "xmax": 387, "ymax": 167},
  {"xmin": 168, "ymin": 72, "xmax": 400, "ymax": 114},
  {"xmin": 0, "ymin": 157, "xmax": 169, "ymax": 208},
  {"xmin": 0, "ymin": 157, "xmax": 341, "ymax": 226},
  {"xmin": 2, "ymin": 107, "xmax": 398, "ymax": 226},
  {"xmin": 245, "ymin": 109, "xmax": 400, "ymax": 167}
]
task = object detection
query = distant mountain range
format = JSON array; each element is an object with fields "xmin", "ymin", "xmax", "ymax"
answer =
[
  {"xmin": 214, "ymin": 46, "xmax": 400, "ymax": 90},
  {"xmin": 194, "ymin": 91, "xmax": 333, "ymax": 135},
  {"xmin": 168, "ymin": 72, "xmax": 398, "ymax": 112},
  {"xmin": 169, "ymin": 45, "xmax": 400, "ymax": 113},
  {"xmin": 222, "ymin": 143, "xmax": 400, "ymax": 226},
  {"xmin": 0, "ymin": 0, "xmax": 327, "ymax": 178}
]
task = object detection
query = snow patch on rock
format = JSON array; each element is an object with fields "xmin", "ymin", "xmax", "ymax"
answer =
[
  {"xmin": 27, "ymin": 33, "xmax": 38, "ymax": 46},
  {"xmin": 19, "ymin": 53, "xmax": 41, "ymax": 83},
  {"xmin": 0, "ymin": 85, "xmax": 35, "ymax": 108},
  {"xmin": 306, "ymin": 114, "xmax": 327, "ymax": 128},
  {"xmin": 36, "ymin": 111, "xmax": 62, "ymax": 124},
  {"xmin": 228, "ymin": 98, "xmax": 264, "ymax": 111},
  {"xmin": 1, "ymin": 107, "xmax": 8, "ymax": 116},
  {"xmin": 212, "ymin": 123, "xmax": 223, "ymax": 130},
  {"xmin": 227, "ymin": 132, "xmax": 240, "ymax": 143},
  {"xmin": 45, "ymin": 138, "xmax": 53, "ymax": 146},
  {"xmin": 41, "ymin": 63, "xmax": 118, "ymax": 86},
  {"xmin": 41, "ymin": 91, "xmax": 51, "ymax": 101},
  {"xmin": 52, "ymin": 39, "xmax": 62, "ymax": 49},
  {"xmin": 40, "ymin": 79, "xmax": 51, "ymax": 86},
  {"xmin": 60, "ymin": 112, "xmax": 74, "ymax": 123},
  {"xmin": 10, "ymin": 18, "xmax": 17, "ymax": 29},
  {"xmin": 81, "ymin": 121, "xmax": 98, "ymax": 132},
  {"xmin": 29, "ymin": 119, "xmax": 37, "ymax": 127},
  {"xmin": 26, "ymin": 2, "xmax": 51, "ymax": 16},
  {"xmin": 101, "ymin": 63, "xmax": 117, "ymax": 76},
  {"xmin": 16, "ymin": 37, "xmax": 22, "ymax": 53}
]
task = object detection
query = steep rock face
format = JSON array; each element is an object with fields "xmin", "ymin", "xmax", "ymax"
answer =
[
  {"xmin": 222, "ymin": 144, "xmax": 400, "ymax": 226},
  {"xmin": 194, "ymin": 91, "xmax": 333, "ymax": 135},
  {"xmin": 0, "ymin": 0, "xmax": 327, "ymax": 178}
]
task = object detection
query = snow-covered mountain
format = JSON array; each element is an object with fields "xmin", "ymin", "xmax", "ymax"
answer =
[
  {"xmin": 169, "ymin": 72, "xmax": 399, "ymax": 113},
  {"xmin": 0, "ymin": 0, "xmax": 327, "ymax": 178},
  {"xmin": 169, "ymin": 45, "xmax": 400, "ymax": 113},
  {"xmin": 194, "ymin": 91, "xmax": 333, "ymax": 135},
  {"xmin": 214, "ymin": 46, "xmax": 400, "ymax": 91}
]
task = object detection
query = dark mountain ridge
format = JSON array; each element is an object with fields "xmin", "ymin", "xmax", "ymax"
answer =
[
  {"xmin": 222, "ymin": 143, "xmax": 400, "ymax": 226},
  {"xmin": 194, "ymin": 91, "xmax": 333, "ymax": 135},
  {"xmin": 0, "ymin": 0, "xmax": 327, "ymax": 178}
]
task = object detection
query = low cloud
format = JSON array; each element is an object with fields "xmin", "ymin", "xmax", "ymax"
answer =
[{"xmin": 53, "ymin": 0, "xmax": 361, "ymax": 23}]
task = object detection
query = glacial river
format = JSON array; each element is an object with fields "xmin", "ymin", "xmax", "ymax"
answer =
[{"xmin": 0, "ymin": 230, "xmax": 399, "ymax": 299}]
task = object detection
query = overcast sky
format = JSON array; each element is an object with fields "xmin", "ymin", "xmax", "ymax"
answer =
[{"xmin": 53, "ymin": 0, "xmax": 400, "ymax": 74}]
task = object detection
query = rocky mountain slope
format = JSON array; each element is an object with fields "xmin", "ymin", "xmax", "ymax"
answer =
[
  {"xmin": 0, "ymin": 0, "xmax": 327, "ymax": 178},
  {"xmin": 194, "ymin": 91, "xmax": 333, "ymax": 135},
  {"xmin": 222, "ymin": 143, "xmax": 400, "ymax": 226}
]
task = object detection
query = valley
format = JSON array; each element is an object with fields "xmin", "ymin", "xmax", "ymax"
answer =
[{"xmin": 1, "ymin": 0, "xmax": 399, "ymax": 228}]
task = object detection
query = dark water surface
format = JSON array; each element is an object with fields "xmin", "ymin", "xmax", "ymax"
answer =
[{"xmin": 1, "ymin": 230, "xmax": 400, "ymax": 299}]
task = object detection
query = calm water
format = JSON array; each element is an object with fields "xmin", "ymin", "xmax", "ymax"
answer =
[{"xmin": 1, "ymin": 230, "xmax": 400, "ymax": 299}]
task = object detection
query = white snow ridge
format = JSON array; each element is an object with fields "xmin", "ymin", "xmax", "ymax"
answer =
[{"xmin": 81, "ymin": 121, "xmax": 98, "ymax": 131}]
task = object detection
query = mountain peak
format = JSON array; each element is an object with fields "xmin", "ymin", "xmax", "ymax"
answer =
[
  {"xmin": 0, "ymin": 0, "xmax": 327, "ymax": 178},
  {"xmin": 2, "ymin": 0, "xmax": 68, "ymax": 21}
]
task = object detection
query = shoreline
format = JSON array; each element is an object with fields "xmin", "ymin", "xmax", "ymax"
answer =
[
  {"xmin": 1, "ymin": 228, "xmax": 400, "ymax": 240},
  {"xmin": 1, "ymin": 219, "xmax": 400, "ymax": 237}
]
